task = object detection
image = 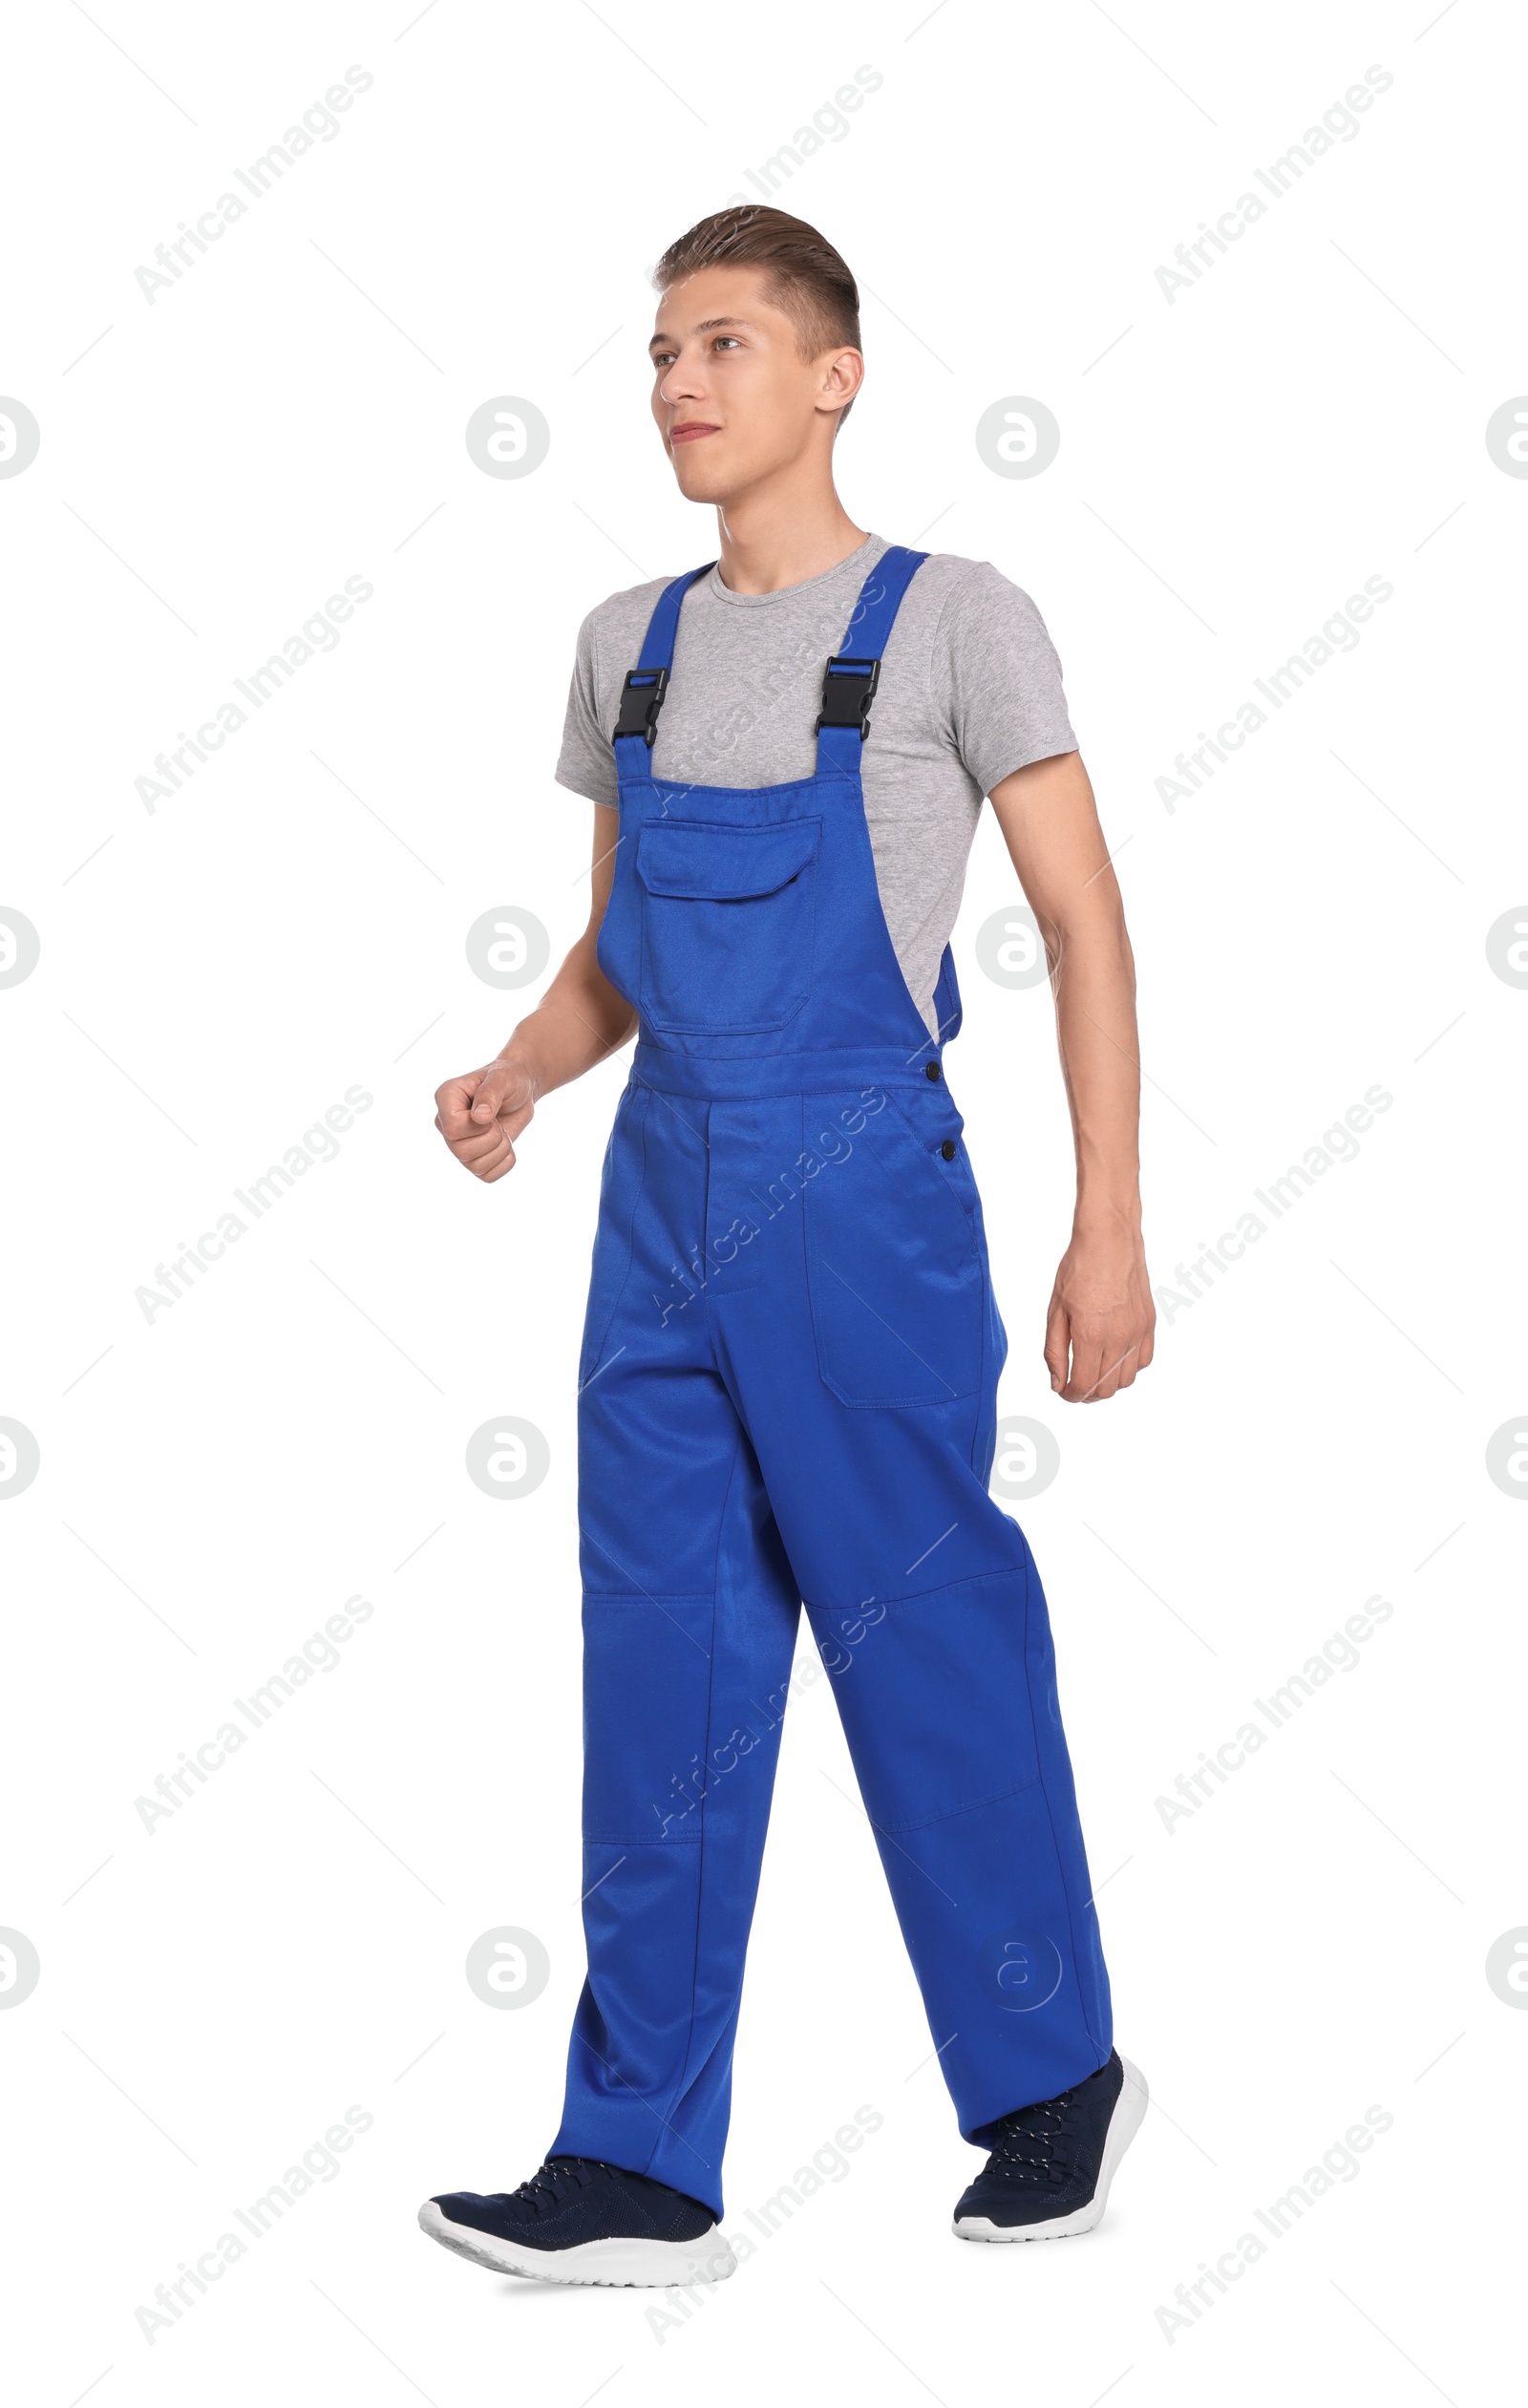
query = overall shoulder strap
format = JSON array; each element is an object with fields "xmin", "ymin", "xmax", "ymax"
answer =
[
  {"xmin": 815, "ymin": 544, "xmax": 929, "ymax": 771},
  {"xmin": 839, "ymin": 543, "xmax": 929, "ymax": 655},
  {"xmin": 611, "ymin": 563, "xmax": 715, "ymax": 759}
]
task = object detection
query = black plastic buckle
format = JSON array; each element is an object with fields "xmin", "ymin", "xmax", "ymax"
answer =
[
  {"xmin": 816, "ymin": 653, "xmax": 881, "ymax": 740},
  {"xmin": 613, "ymin": 665, "xmax": 669, "ymax": 746}
]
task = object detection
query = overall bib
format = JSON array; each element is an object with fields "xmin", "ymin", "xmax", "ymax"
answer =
[{"xmin": 550, "ymin": 546, "xmax": 1112, "ymax": 2217}]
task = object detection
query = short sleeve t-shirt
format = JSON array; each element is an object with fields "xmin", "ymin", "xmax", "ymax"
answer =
[{"xmin": 554, "ymin": 531, "xmax": 1077, "ymax": 1037}]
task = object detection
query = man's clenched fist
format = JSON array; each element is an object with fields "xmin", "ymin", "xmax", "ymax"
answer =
[{"xmin": 435, "ymin": 1057, "xmax": 538, "ymax": 1183}]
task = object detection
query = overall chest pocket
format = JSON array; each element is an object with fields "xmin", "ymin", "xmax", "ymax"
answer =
[{"xmin": 635, "ymin": 818, "xmax": 821, "ymax": 1034}]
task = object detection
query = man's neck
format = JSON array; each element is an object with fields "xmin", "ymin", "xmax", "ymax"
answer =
[{"xmin": 711, "ymin": 479, "xmax": 869, "ymax": 595}]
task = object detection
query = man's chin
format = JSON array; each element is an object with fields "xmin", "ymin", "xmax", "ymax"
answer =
[{"xmin": 668, "ymin": 447, "xmax": 734, "ymax": 503}]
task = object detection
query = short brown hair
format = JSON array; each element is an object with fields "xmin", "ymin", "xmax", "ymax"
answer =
[{"xmin": 650, "ymin": 206, "xmax": 862, "ymax": 425}]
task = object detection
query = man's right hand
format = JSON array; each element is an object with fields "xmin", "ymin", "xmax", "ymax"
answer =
[
  {"xmin": 435, "ymin": 1056, "xmax": 538, "ymax": 1183},
  {"xmin": 434, "ymin": 804, "xmax": 636, "ymax": 1183}
]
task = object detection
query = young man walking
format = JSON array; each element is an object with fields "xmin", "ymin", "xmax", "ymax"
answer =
[{"xmin": 423, "ymin": 208, "xmax": 1155, "ymax": 2288}]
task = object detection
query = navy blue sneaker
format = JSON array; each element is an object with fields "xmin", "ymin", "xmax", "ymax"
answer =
[
  {"xmin": 419, "ymin": 2155, "xmax": 736, "ymax": 2288},
  {"xmin": 953, "ymin": 2051, "xmax": 1148, "ymax": 2241}
]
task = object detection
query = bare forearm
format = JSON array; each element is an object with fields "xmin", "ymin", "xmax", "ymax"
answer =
[
  {"xmin": 496, "ymin": 938, "xmax": 637, "ymax": 1100},
  {"xmin": 987, "ymin": 750, "xmax": 1154, "ymax": 1400},
  {"xmin": 434, "ymin": 803, "xmax": 633, "ymax": 1183},
  {"xmin": 1050, "ymin": 901, "xmax": 1142, "ymax": 1233},
  {"xmin": 988, "ymin": 753, "xmax": 1142, "ymax": 1220}
]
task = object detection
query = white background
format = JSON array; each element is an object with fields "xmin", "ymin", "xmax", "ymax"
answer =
[{"xmin": 2, "ymin": 2, "xmax": 1523, "ymax": 2401}]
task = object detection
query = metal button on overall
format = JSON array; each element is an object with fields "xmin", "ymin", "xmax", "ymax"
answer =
[{"xmin": 554, "ymin": 544, "xmax": 1114, "ymax": 2222}]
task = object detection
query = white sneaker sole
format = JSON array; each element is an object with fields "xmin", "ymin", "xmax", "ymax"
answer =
[
  {"xmin": 417, "ymin": 2199, "xmax": 737, "ymax": 2289},
  {"xmin": 953, "ymin": 2056, "xmax": 1149, "ymax": 2243}
]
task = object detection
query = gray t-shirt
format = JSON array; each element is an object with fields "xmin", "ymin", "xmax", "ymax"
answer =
[{"xmin": 554, "ymin": 530, "xmax": 1076, "ymax": 1036}]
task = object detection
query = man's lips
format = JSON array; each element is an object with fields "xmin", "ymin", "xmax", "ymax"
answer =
[{"xmin": 669, "ymin": 423, "xmax": 719, "ymax": 444}]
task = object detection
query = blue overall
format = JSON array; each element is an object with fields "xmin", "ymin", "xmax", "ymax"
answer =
[{"xmin": 549, "ymin": 547, "xmax": 1112, "ymax": 2217}]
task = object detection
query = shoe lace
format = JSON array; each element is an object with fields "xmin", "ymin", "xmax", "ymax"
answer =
[
  {"xmin": 987, "ymin": 2092, "xmax": 1079, "ymax": 2187},
  {"xmin": 510, "ymin": 2157, "xmax": 620, "ymax": 2215}
]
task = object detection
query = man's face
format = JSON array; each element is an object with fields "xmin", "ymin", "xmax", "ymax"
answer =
[{"xmin": 648, "ymin": 265, "xmax": 860, "ymax": 501}]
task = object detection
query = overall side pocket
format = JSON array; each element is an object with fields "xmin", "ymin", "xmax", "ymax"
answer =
[{"xmin": 804, "ymin": 1088, "xmax": 984, "ymax": 1408}]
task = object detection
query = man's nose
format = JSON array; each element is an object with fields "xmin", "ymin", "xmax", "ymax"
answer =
[{"xmin": 659, "ymin": 354, "xmax": 705, "ymax": 405}]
